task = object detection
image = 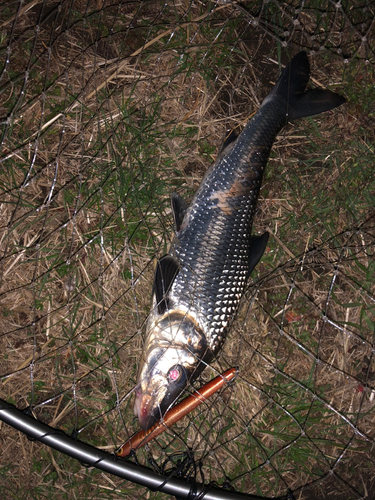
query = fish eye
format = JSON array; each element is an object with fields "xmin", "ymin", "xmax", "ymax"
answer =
[
  {"xmin": 167, "ymin": 364, "xmax": 186, "ymax": 385},
  {"xmin": 168, "ymin": 365, "xmax": 181, "ymax": 382}
]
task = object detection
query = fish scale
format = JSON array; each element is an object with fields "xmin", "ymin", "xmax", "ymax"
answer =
[
  {"xmin": 169, "ymin": 99, "xmax": 287, "ymax": 351},
  {"xmin": 134, "ymin": 51, "xmax": 346, "ymax": 431}
]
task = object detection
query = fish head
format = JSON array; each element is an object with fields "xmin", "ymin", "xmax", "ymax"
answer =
[{"xmin": 134, "ymin": 312, "xmax": 207, "ymax": 430}]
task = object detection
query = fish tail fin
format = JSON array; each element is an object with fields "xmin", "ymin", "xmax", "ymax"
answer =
[{"xmin": 267, "ymin": 51, "xmax": 345, "ymax": 120}]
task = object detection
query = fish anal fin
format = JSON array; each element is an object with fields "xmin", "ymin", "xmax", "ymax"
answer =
[
  {"xmin": 171, "ymin": 192, "xmax": 189, "ymax": 233},
  {"xmin": 154, "ymin": 255, "xmax": 180, "ymax": 314},
  {"xmin": 217, "ymin": 130, "xmax": 238, "ymax": 158},
  {"xmin": 248, "ymin": 232, "xmax": 269, "ymax": 278}
]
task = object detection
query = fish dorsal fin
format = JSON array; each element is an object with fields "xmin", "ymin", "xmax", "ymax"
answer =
[
  {"xmin": 248, "ymin": 232, "xmax": 269, "ymax": 278},
  {"xmin": 171, "ymin": 192, "xmax": 189, "ymax": 232},
  {"xmin": 154, "ymin": 255, "xmax": 180, "ymax": 314}
]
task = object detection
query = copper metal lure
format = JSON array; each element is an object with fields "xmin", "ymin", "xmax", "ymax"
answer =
[{"xmin": 118, "ymin": 368, "xmax": 235, "ymax": 457}]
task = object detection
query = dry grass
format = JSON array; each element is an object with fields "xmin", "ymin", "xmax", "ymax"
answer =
[{"xmin": 0, "ymin": 1, "xmax": 374, "ymax": 499}]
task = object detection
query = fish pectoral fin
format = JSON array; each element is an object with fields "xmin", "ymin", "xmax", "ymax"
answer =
[
  {"xmin": 154, "ymin": 255, "xmax": 180, "ymax": 314},
  {"xmin": 248, "ymin": 232, "xmax": 269, "ymax": 278},
  {"xmin": 171, "ymin": 192, "xmax": 189, "ymax": 233}
]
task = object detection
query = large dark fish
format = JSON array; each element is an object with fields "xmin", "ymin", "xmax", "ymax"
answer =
[{"xmin": 134, "ymin": 51, "xmax": 345, "ymax": 431}]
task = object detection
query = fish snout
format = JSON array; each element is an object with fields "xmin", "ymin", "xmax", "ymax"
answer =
[{"xmin": 134, "ymin": 390, "xmax": 160, "ymax": 431}]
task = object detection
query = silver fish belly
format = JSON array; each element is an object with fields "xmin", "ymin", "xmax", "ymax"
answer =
[{"xmin": 134, "ymin": 51, "xmax": 345, "ymax": 431}]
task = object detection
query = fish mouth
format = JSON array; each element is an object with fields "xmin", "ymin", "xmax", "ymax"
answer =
[{"xmin": 134, "ymin": 390, "xmax": 161, "ymax": 431}]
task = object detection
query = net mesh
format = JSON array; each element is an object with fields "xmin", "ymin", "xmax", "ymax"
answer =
[{"xmin": 0, "ymin": 1, "xmax": 374, "ymax": 498}]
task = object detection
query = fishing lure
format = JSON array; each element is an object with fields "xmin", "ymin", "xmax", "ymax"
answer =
[{"xmin": 119, "ymin": 368, "xmax": 236, "ymax": 456}]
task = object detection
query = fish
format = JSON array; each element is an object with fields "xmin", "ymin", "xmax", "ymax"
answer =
[{"xmin": 134, "ymin": 51, "xmax": 345, "ymax": 431}]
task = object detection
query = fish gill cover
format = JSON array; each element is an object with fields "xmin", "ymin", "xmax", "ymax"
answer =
[{"xmin": 0, "ymin": 1, "xmax": 374, "ymax": 499}]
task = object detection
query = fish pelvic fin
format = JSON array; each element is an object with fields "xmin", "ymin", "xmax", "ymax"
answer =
[
  {"xmin": 265, "ymin": 51, "xmax": 345, "ymax": 120},
  {"xmin": 171, "ymin": 192, "xmax": 189, "ymax": 233}
]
